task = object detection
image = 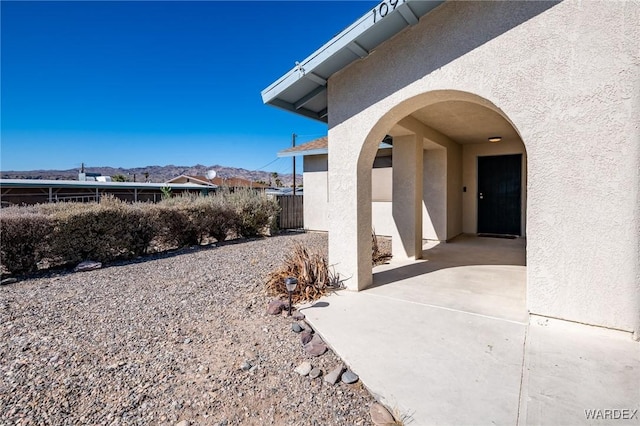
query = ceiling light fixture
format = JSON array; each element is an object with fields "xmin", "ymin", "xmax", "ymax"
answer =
[{"xmin": 488, "ymin": 136, "xmax": 502, "ymax": 143}]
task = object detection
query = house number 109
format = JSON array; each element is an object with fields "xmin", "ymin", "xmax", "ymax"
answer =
[{"xmin": 372, "ymin": 0, "xmax": 406, "ymax": 24}]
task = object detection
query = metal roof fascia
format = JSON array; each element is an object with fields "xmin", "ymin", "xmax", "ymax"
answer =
[
  {"xmin": 261, "ymin": 8, "xmax": 375, "ymax": 103},
  {"xmin": 277, "ymin": 148, "xmax": 328, "ymax": 158},
  {"xmin": 268, "ymin": 98, "xmax": 326, "ymax": 121},
  {"xmin": 261, "ymin": 2, "xmax": 394, "ymax": 103},
  {"xmin": 276, "ymin": 141, "xmax": 393, "ymax": 158},
  {"xmin": 261, "ymin": 0, "xmax": 442, "ymax": 105}
]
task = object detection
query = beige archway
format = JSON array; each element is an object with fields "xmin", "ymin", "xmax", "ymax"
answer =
[{"xmin": 330, "ymin": 90, "xmax": 527, "ymax": 292}]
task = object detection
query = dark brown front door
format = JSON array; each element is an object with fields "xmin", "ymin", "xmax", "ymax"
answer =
[{"xmin": 477, "ymin": 154, "xmax": 522, "ymax": 235}]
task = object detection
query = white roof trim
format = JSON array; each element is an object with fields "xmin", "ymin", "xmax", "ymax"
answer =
[
  {"xmin": 278, "ymin": 148, "xmax": 328, "ymax": 158},
  {"xmin": 277, "ymin": 142, "xmax": 392, "ymax": 158},
  {"xmin": 261, "ymin": 0, "xmax": 444, "ymax": 122}
]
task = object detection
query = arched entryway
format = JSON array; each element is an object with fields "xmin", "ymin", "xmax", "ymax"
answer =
[{"xmin": 329, "ymin": 90, "xmax": 527, "ymax": 319}]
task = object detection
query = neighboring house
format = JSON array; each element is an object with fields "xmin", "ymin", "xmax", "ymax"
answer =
[
  {"xmin": 263, "ymin": 1, "xmax": 640, "ymax": 337},
  {"xmin": 278, "ymin": 136, "xmax": 394, "ymax": 235},
  {"xmin": 166, "ymin": 175, "xmax": 269, "ymax": 190},
  {"xmin": 265, "ymin": 187, "xmax": 303, "ymax": 196},
  {"xmin": 0, "ymin": 179, "xmax": 212, "ymax": 205}
]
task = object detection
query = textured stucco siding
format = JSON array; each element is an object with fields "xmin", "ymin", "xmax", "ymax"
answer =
[
  {"xmin": 423, "ymin": 148, "xmax": 447, "ymax": 241},
  {"xmin": 303, "ymin": 155, "xmax": 329, "ymax": 232},
  {"xmin": 327, "ymin": 1, "xmax": 640, "ymax": 332},
  {"xmin": 372, "ymin": 202, "xmax": 394, "ymax": 237},
  {"xmin": 371, "ymin": 168, "xmax": 392, "ymax": 202},
  {"xmin": 303, "ymin": 155, "xmax": 396, "ymax": 235}
]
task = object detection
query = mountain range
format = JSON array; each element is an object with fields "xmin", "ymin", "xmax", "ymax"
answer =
[{"xmin": 1, "ymin": 164, "xmax": 302, "ymax": 187}]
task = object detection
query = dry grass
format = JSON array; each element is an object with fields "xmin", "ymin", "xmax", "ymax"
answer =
[
  {"xmin": 266, "ymin": 231, "xmax": 391, "ymax": 303},
  {"xmin": 265, "ymin": 243, "xmax": 341, "ymax": 303}
]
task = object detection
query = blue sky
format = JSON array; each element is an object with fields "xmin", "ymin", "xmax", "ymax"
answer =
[{"xmin": 1, "ymin": 1, "xmax": 377, "ymax": 173}]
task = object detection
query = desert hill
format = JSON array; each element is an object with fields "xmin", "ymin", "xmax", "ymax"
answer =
[{"xmin": 1, "ymin": 164, "xmax": 302, "ymax": 187}]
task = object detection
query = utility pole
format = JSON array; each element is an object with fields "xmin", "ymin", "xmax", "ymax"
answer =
[
  {"xmin": 292, "ymin": 133, "xmax": 297, "ymax": 228},
  {"xmin": 292, "ymin": 133, "xmax": 297, "ymax": 195}
]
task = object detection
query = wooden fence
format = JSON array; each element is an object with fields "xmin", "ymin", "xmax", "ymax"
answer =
[{"xmin": 276, "ymin": 195, "xmax": 303, "ymax": 229}]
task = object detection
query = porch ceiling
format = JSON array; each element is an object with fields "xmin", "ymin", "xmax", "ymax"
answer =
[{"xmin": 409, "ymin": 100, "xmax": 521, "ymax": 145}]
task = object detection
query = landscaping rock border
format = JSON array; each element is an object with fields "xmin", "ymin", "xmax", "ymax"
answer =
[{"xmin": 0, "ymin": 232, "xmax": 395, "ymax": 425}]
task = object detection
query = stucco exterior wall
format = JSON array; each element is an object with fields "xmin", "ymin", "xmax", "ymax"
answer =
[
  {"xmin": 327, "ymin": 1, "xmax": 640, "ymax": 332},
  {"xmin": 372, "ymin": 167, "xmax": 395, "ymax": 237},
  {"xmin": 303, "ymin": 155, "xmax": 329, "ymax": 232},
  {"xmin": 371, "ymin": 167, "xmax": 392, "ymax": 202},
  {"xmin": 423, "ymin": 148, "xmax": 447, "ymax": 240},
  {"xmin": 303, "ymin": 154, "xmax": 396, "ymax": 235},
  {"xmin": 391, "ymin": 135, "xmax": 424, "ymax": 259},
  {"xmin": 446, "ymin": 141, "xmax": 463, "ymax": 240},
  {"xmin": 372, "ymin": 202, "xmax": 393, "ymax": 237}
]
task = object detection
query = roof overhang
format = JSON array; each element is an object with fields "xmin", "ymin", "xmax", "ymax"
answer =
[
  {"xmin": 278, "ymin": 147, "xmax": 328, "ymax": 158},
  {"xmin": 165, "ymin": 175, "xmax": 217, "ymax": 187},
  {"xmin": 277, "ymin": 141, "xmax": 392, "ymax": 158},
  {"xmin": 261, "ymin": 0, "xmax": 444, "ymax": 123}
]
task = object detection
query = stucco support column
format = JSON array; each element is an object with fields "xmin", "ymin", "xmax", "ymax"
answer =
[
  {"xmin": 392, "ymin": 134, "xmax": 424, "ymax": 260},
  {"xmin": 327, "ymin": 130, "xmax": 374, "ymax": 291},
  {"xmin": 422, "ymin": 148, "xmax": 447, "ymax": 240}
]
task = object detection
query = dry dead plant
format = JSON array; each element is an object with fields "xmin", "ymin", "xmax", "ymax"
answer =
[
  {"xmin": 372, "ymin": 230, "xmax": 392, "ymax": 266},
  {"xmin": 265, "ymin": 243, "xmax": 341, "ymax": 303}
]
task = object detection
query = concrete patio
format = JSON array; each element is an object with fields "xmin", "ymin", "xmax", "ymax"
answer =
[{"xmin": 302, "ymin": 236, "xmax": 640, "ymax": 425}]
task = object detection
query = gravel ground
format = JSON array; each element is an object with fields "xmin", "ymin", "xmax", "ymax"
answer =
[{"xmin": 1, "ymin": 232, "xmax": 390, "ymax": 426}]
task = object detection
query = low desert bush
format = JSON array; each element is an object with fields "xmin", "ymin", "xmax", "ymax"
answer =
[
  {"xmin": 1, "ymin": 189, "xmax": 279, "ymax": 275},
  {"xmin": 50, "ymin": 196, "xmax": 155, "ymax": 264},
  {"xmin": 206, "ymin": 196, "xmax": 236, "ymax": 242},
  {"xmin": 125, "ymin": 204, "xmax": 157, "ymax": 256},
  {"xmin": 186, "ymin": 194, "xmax": 236, "ymax": 242},
  {"xmin": 226, "ymin": 188, "xmax": 279, "ymax": 238},
  {"xmin": 150, "ymin": 204, "xmax": 198, "ymax": 248},
  {"xmin": 0, "ymin": 208, "xmax": 53, "ymax": 274}
]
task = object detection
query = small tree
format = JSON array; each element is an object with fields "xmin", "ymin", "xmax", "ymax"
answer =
[
  {"xmin": 112, "ymin": 174, "xmax": 129, "ymax": 182},
  {"xmin": 160, "ymin": 186, "xmax": 172, "ymax": 200}
]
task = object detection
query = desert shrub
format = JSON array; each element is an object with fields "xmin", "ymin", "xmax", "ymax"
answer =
[
  {"xmin": 50, "ymin": 198, "xmax": 125, "ymax": 263},
  {"xmin": 126, "ymin": 203, "xmax": 157, "ymax": 256},
  {"xmin": 0, "ymin": 208, "xmax": 53, "ymax": 274},
  {"xmin": 49, "ymin": 196, "xmax": 156, "ymax": 264},
  {"xmin": 207, "ymin": 195, "xmax": 236, "ymax": 242},
  {"xmin": 2, "ymin": 189, "xmax": 279, "ymax": 274},
  {"xmin": 265, "ymin": 244, "xmax": 341, "ymax": 303},
  {"xmin": 156, "ymin": 192, "xmax": 240, "ymax": 244},
  {"xmin": 181, "ymin": 197, "xmax": 218, "ymax": 244},
  {"xmin": 148, "ymin": 204, "xmax": 198, "ymax": 248},
  {"xmin": 226, "ymin": 188, "xmax": 279, "ymax": 238},
  {"xmin": 185, "ymin": 195, "xmax": 236, "ymax": 243}
]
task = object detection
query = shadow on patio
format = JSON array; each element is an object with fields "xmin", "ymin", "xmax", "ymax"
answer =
[
  {"xmin": 370, "ymin": 234, "xmax": 527, "ymax": 322},
  {"xmin": 302, "ymin": 235, "xmax": 639, "ymax": 425}
]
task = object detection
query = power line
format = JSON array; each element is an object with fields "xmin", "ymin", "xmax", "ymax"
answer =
[{"xmin": 254, "ymin": 157, "xmax": 281, "ymax": 171}]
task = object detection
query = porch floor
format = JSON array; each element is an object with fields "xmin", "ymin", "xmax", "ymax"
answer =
[{"xmin": 301, "ymin": 236, "xmax": 640, "ymax": 425}]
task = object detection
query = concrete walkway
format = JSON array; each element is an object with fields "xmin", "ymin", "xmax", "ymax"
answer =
[{"xmin": 301, "ymin": 236, "xmax": 639, "ymax": 425}]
